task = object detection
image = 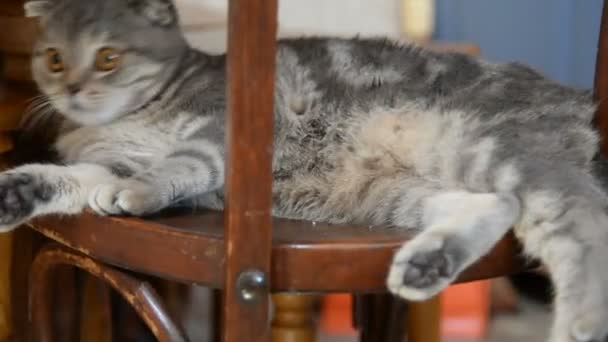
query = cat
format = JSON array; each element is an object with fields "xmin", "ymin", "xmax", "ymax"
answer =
[{"xmin": 8, "ymin": 0, "xmax": 608, "ymax": 340}]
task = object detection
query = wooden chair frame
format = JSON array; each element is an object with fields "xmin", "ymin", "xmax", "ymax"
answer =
[{"xmin": 0, "ymin": 0, "xmax": 607, "ymax": 341}]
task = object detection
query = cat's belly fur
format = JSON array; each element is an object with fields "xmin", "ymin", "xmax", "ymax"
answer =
[
  {"xmin": 53, "ymin": 102, "xmax": 599, "ymax": 226},
  {"xmin": 270, "ymin": 103, "xmax": 599, "ymax": 224}
]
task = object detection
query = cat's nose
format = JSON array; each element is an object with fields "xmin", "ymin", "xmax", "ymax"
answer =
[{"xmin": 66, "ymin": 83, "xmax": 82, "ymax": 95}]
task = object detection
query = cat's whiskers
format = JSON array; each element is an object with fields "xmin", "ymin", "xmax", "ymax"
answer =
[
  {"xmin": 20, "ymin": 93, "xmax": 61, "ymax": 130},
  {"xmin": 24, "ymin": 93, "xmax": 52, "ymax": 104}
]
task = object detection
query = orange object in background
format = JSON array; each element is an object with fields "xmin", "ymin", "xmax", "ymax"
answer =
[
  {"xmin": 320, "ymin": 281, "xmax": 492, "ymax": 339},
  {"xmin": 441, "ymin": 280, "xmax": 492, "ymax": 340},
  {"xmin": 319, "ymin": 294, "xmax": 358, "ymax": 336}
]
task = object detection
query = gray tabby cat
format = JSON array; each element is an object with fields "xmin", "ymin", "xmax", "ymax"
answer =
[{"xmin": 8, "ymin": 0, "xmax": 608, "ymax": 340}]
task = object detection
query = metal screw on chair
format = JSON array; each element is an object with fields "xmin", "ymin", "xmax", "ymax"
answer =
[{"xmin": 236, "ymin": 269, "xmax": 268, "ymax": 304}]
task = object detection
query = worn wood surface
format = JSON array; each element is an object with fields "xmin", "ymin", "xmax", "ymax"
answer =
[
  {"xmin": 30, "ymin": 245, "xmax": 188, "ymax": 342},
  {"xmin": 222, "ymin": 0, "xmax": 278, "ymax": 341},
  {"xmin": 29, "ymin": 210, "xmax": 530, "ymax": 293}
]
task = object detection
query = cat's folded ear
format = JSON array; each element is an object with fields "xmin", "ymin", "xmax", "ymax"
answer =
[
  {"xmin": 127, "ymin": 0, "xmax": 178, "ymax": 27},
  {"xmin": 24, "ymin": 0, "xmax": 54, "ymax": 18}
]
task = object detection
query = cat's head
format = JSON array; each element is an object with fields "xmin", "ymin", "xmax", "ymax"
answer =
[{"xmin": 25, "ymin": 0, "xmax": 189, "ymax": 126}]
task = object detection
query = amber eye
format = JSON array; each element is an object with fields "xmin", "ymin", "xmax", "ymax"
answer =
[
  {"xmin": 95, "ymin": 47, "xmax": 122, "ymax": 72},
  {"xmin": 45, "ymin": 48, "xmax": 64, "ymax": 73}
]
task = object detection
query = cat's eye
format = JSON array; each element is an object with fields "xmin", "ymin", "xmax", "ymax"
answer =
[
  {"xmin": 95, "ymin": 47, "xmax": 122, "ymax": 72},
  {"xmin": 45, "ymin": 48, "xmax": 64, "ymax": 73}
]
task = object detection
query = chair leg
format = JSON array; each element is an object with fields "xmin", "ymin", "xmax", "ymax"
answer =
[
  {"xmin": 0, "ymin": 231, "xmax": 14, "ymax": 340},
  {"xmin": 80, "ymin": 274, "xmax": 112, "ymax": 342},
  {"xmin": 271, "ymin": 294, "xmax": 316, "ymax": 342},
  {"xmin": 54, "ymin": 266, "xmax": 80, "ymax": 342},
  {"xmin": 354, "ymin": 294, "xmax": 408, "ymax": 342},
  {"xmin": 212, "ymin": 289, "xmax": 223, "ymax": 342},
  {"xmin": 10, "ymin": 227, "xmax": 43, "ymax": 342},
  {"xmin": 29, "ymin": 244, "xmax": 189, "ymax": 342},
  {"xmin": 407, "ymin": 296, "xmax": 441, "ymax": 342}
]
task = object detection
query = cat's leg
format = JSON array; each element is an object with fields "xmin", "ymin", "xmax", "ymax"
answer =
[
  {"xmin": 519, "ymin": 189, "xmax": 608, "ymax": 342},
  {"xmin": 387, "ymin": 190, "xmax": 521, "ymax": 300},
  {"xmin": 89, "ymin": 139, "xmax": 224, "ymax": 216},
  {"xmin": 0, "ymin": 163, "xmax": 118, "ymax": 232}
]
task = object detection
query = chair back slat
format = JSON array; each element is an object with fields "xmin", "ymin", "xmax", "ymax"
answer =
[
  {"xmin": 222, "ymin": 0, "xmax": 278, "ymax": 341},
  {"xmin": 595, "ymin": 0, "xmax": 608, "ymax": 154}
]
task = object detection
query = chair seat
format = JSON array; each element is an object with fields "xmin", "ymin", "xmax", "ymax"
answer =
[{"xmin": 28, "ymin": 209, "xmax": 530, "ymax": 293}]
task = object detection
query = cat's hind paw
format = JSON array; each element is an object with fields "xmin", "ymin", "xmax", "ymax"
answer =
[
  {"xmin": 387, "ymin": 233, "xmax": 468, "ymax": 301},
  {"xmin": 569, "ymin": 312, "xmax": 608, "ymax": 342},
  {"xmin": 0, "ymin": 172, "xmax": 53, "ymax": 231},
  {"xmin": 89, "ymin": 181, "xmax": 161, "ymax": 216}
]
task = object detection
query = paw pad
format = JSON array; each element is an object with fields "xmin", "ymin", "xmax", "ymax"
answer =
[
  {"xmin": 0, "ymin": 172, "xmax": 53, "ymax": 227},
  {"xmin": 387, "ymin": 235, "xmax": 468, "ymax": 301}
]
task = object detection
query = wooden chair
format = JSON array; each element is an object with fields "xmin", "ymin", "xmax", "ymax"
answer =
[{"xmin": 9, "ymin": 0, "xmax": 608, "ymax": 341}]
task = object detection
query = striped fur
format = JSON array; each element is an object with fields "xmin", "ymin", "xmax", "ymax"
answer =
[{"xmin": 9, "ymin": 0, "xmax": 608, "ymax": 340}]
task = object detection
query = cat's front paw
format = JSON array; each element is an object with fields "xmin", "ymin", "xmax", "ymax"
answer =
[
  {"xmin": 0, "ymin": 172, "xmax": 54, "ymax": 231},
  {"xmin": 89, "ymin": 181, "xmax": 162, "ymax": 216},
  {"xmin": 387, "ymin": 232, "xmax": 468, "ymax": 301}
]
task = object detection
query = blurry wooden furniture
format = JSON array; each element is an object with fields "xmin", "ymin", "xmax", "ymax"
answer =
[
  {"xmin": 0, "ymin": 0, "xmax": 553, "ymax": 341},
  {"xmin": 0, "ymin": 86, "xmax": 23, "ymax": 340},
  {"xmin": 0, "ymin": 2, "xmax": 44, "ymax": 340}
]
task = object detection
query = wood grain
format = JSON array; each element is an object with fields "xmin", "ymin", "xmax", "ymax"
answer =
[
  {"xmin": 28, "ymin": 210, "xmax": 531, "ymax": 293},
  {"xmin": 222, "ymin": 0, "xmax": 278, "ymax": 341}
]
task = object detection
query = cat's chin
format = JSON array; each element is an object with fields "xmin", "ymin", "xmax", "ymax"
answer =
[
  {"xmin": 49, "ymin": 94, "xmax": 132, "ymax": 126},
  {"xmin": 61, "ymin": 110, "xmax": 122, "ymax": 126},
  {"xmin": 60, "ymin": 103, "xmax": 130, "ymax": 126}
]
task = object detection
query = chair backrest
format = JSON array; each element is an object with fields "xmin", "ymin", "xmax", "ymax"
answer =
[
  {"xmin": 221, "ymin": 1, "xmax": 278, "ymax": 342},
  {"xmin": 595, "ymin": 0, "xmax": 608, "ymax": 154}
]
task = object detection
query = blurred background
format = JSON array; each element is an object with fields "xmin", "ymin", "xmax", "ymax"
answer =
[
  {"xmin": 168, "ymin": 0, "xmax": 604, "ymax": 341},
  {"xmin": 176, "ymin": 0, "xmax": 603, "ymax": 89}
]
